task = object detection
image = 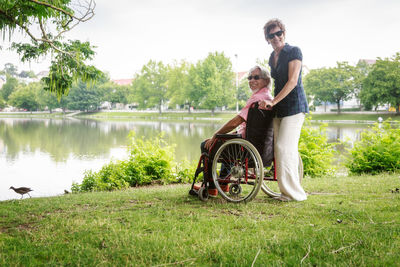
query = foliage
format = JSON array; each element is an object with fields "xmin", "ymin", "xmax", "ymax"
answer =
[
  {"xmin": 299, "ymin": 117, "xmax": 336, "ymax": 177},
  {"xmin": 131, "ymin": 60, "xmax": 168, "ymax": 113},
  {"xmin": 234, "ymin": 76, "xmax": 252, "ymax": 110},
  {"xmin": 100, "ymin": 82, "xmax": 129, "ymax": 106},
  {"xmin": 18, "ymin": 70, "xmax": 36, "ymax": 78},
  {"xmin": 304, "ymin": 62, "xmax": 356, "ymax": 114},
  {"xmin": 1, "ymin": 74, "xmax": 18, "ymax": 101},
  {"xmin": 165, "ymin": 60, "xmax": 190, "ymax": 111},
  {"xmin": 66, "ymin": 80, "xmax": 104, "ymax": 111},
  {"xmin": 3, "ymin": 63, "xmax": 17, "ymax": 76},
  {"xmin": 0, "ymin": 0, "xmax": 102, "ymax": 97},
  {"xmin": 187, "ymin": 52, "xmax": 235, "ymax": 112},
  {"xmin": 72, "ymin": 132, "xmax": 194, "ymax": 192},
  {"xmin": 0, "ymin": 94, "xmax": 5, "ymax": 109},
  {"xmin": 361, "ymin": 53, "xmax": 400, "ymax": 114},
  {"xmin": 35, "ymin": 82, "xmax": 62, "ymax": 112},
  {"xmin": 353, "ymin": 60, "xmax": 372, "ymax": 109},
  {"xmin": 8, "ymin": 83, "xmax": 40, "ymax": 111},
  {"xmin": 346, "ymin": 120, "xmax": 400, "ymax": 174}
]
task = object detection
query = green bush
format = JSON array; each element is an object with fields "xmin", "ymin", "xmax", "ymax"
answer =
[
  {"xmin": 346, "ymin": 120, "xmax": 400, "ymax": 174},
  {"xmin": 299, "ymin": 118, "xmax": 336, "ymax": 177},
  {"xmin": 72, "ymin": 132, "xmax": 195, "ymax": 192}
]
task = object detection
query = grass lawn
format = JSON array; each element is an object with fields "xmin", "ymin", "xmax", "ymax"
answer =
[{"xmin": 1, "ymin": 173, "xmax": 399, "ymax": 266}]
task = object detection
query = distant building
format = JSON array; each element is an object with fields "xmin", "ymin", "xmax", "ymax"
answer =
[
  {"xmin": 237, "ymin": 71, "xmax": 247, "ymax": 81},
  {"xmin": 36, "ymin": 70, "xmax": 49, "ymax": 80},
  {"xmin": 112, "ymin": 79, "xmax": 133, "ymax": 86},
  {"xmin": 358, "ymin": 59, "xmax": 376, "ymax": 65}
]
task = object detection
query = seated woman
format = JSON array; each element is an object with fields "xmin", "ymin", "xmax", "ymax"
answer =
[{"xmin": 197, "ymin": 65, "xmax": 273, "ymax": 196}]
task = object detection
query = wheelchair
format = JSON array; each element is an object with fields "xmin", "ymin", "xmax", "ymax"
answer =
[{"xmin": 189, "ymin": 103, "xmax": 304, "ymax": 203}]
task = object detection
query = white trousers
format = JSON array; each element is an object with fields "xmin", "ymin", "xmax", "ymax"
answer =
[{"xmin": 273, "ymin": 113, "xmax": 307, "ymax": 201}]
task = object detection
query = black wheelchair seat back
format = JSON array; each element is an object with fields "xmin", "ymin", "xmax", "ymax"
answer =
[{"xmin": 245, "ymin": 102, "xmax": 274, "ymax": 167}]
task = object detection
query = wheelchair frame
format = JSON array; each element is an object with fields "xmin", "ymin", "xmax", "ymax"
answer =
[{"xmin": 189, "ymin": 134, "xmax": 303, "ymax": 203}]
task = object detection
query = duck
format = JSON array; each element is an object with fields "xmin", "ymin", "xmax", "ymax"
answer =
[{"xmin": 9, "ymin": 186, "xmax": 33, "ymax": 199}]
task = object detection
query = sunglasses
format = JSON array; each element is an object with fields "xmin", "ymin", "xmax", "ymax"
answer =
[
  {"xmin": 247, "ymin": 75, "xmax": 261, "ymax": 80},
  {"xmin": 266, "ymin": 30, "xmax": 284, "ymax": 39}
]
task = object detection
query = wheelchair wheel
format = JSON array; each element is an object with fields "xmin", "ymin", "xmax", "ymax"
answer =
[
  {"xmin": 198, "ymin": 187, "xmax": 209, "ymax": 202},
  {"xmin": 212, "ymin": 139, "xmax": 263, "ymax": 203},
  {"xmin": 261, "ymin": 153, "xmax": 304, "ymax": 197}
]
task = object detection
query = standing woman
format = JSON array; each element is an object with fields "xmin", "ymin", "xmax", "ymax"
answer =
[{"xmin": 260, "ymin": 19, "xmax": 309, "ymax": 201}]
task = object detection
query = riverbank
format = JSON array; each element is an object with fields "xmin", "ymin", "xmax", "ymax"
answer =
[
  {"xmin": 1, "ymin": 110, "xmax": 399, "ymax": 123},
  {"xmin": 1, "ymin": 173, "xmax": 399, "ymax": 266}
]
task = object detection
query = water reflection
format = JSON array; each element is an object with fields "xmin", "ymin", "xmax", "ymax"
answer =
[
  {"xmin": 323, "ymin": 123, "xmax": 366, "ymax": 147},
  {"xmin": 0, "ymin": 118, "xmax": 371, "ymax": 200}
]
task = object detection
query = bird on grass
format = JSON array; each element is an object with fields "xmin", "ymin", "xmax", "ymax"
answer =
[{"xmin": 9, "ymin": 186, "xmax": 33, "ymax": 199}]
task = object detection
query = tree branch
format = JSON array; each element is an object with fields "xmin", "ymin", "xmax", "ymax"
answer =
[{"xmin": 26, "ymin": 0, "xmax": 95, "ymax": 22}]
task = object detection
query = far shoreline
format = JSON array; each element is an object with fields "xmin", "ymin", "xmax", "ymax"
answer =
[{"xmin": 0, "ymin": 110, "xmax": 399, "ymax": 123}]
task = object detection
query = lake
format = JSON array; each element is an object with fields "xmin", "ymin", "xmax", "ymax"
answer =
[{"xmin": 0, "ymin": 117, "xmax": 371, "ymax": 201}]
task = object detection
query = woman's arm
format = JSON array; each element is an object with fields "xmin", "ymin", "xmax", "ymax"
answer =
[
  {"xmin": 259, "ymin": 59, "xmax": 302, "ymax": 109},
  {"xmin": 204, "ymin": 115, "xmax": 245, "ymax": 149}
]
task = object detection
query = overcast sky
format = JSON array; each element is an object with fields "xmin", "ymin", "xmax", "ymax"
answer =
[{"xmin": 1, "ymin": 0, "xmax": 399, "ymax": 79}]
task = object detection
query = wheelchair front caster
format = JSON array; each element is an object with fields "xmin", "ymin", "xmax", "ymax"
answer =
[
  {"xmin": 229, "ymin": 184, "xmax": 242, "ymax": 196},
  {"xmin": 198, "ymin": 187, "xmax": 209, "ymax": 202}
]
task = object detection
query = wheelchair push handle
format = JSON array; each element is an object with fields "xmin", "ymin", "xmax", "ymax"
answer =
[{"xmin": 256, "ymin": 100, "xmax": 273, "ymax": 110}]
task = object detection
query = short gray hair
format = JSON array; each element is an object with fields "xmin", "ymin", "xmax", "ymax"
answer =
[{"xmin": 248, "ymin": 65, "xmax": 271, "ymax": 80}]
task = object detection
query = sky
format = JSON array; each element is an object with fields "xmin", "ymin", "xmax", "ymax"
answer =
[{"xmin": 1, "ymin": 0, "xmax": 400, "ymax": 79}]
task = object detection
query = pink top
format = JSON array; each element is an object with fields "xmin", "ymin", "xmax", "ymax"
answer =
[{"xmin": 237, "ymin": 87, "xmax": 273, "ymax": 138}]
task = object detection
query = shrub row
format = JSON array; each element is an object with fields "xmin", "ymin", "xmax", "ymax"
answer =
[
  {"xmin": 299, "ymin": 119, "xmax": 336, "ymax": 177},
  {"xmin": 72, "ymin": 132, "xmax": 195, "ymax": 192},
  {"xmin": 346, "ymin": 120, "xmax": 400, "ymax": 174}
]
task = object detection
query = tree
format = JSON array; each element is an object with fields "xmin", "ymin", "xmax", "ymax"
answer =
[
  {"xmin": 8, "ymin": 84, "xmax": 39, "ymax": 111},
  {"xmin": 304, "ymin": 62, "xmax": 355, "ymax": 114},
  {"xmin": 165, "ymin": 60, "xmax": 191, "ymax": 112},
  {"xmin": 187, "ymin": 52, "xmax": 235, "ymax": 113},
  {"xmin": 1, "ymin": 75, "xmax": 18, "ymax": 101},
  {"xmin": 361, "ymin": 53, "xmax": 400, "ymax": 114},
  {"xmin": 0, "ymin": 0, "xmax": 102, "ymax": 97},
  {"xmin": 36, "ymin": 82, "xmax": 61, "ymax": 112},
  {"xmin": 236, "ymin": 77, "xmax": 251, "ymax": 109},
  {"xmin": 18, "ymin": 70, "xmax": 36, "ymax": 78},
  {"xmin": 101, "ymin": 82, "xmax": 130, "ymax": 108},
  {"xmin": 131, "ymin": 60, "xmax": 168, "ymax": 113},
  {"xmin": 66, "ymin": 80, "xmax": 103, "ymax": 112},
  {"xmin": 353, "ymin": 60, "xmax": 373, "ymax": 110},
  {"xmin": 0, "ymin": 95, "xmax": 5, "ymax": 109},
  {"xmin": 3, "ymin": 63, "xmax": 18, "ymax": 76}
]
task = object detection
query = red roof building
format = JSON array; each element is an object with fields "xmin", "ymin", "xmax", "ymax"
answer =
[{"xmin": 112, "ymin": 79, "xmax": 133, "ymax": 86}]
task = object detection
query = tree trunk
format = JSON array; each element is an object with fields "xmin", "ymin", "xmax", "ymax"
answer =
[{"xmin": 337, "ymin": 101, "xmax": 341, "ymax": 114}]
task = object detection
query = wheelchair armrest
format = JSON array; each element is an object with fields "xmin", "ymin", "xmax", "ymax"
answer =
[{"xmin": 215, "ymin": 134, "xmax": 242, "ymax": 139}]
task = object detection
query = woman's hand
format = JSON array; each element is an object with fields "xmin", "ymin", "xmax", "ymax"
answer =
[{"xmin": 259, "ymin": 99, "xmax": 273, "ymax": 110}]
